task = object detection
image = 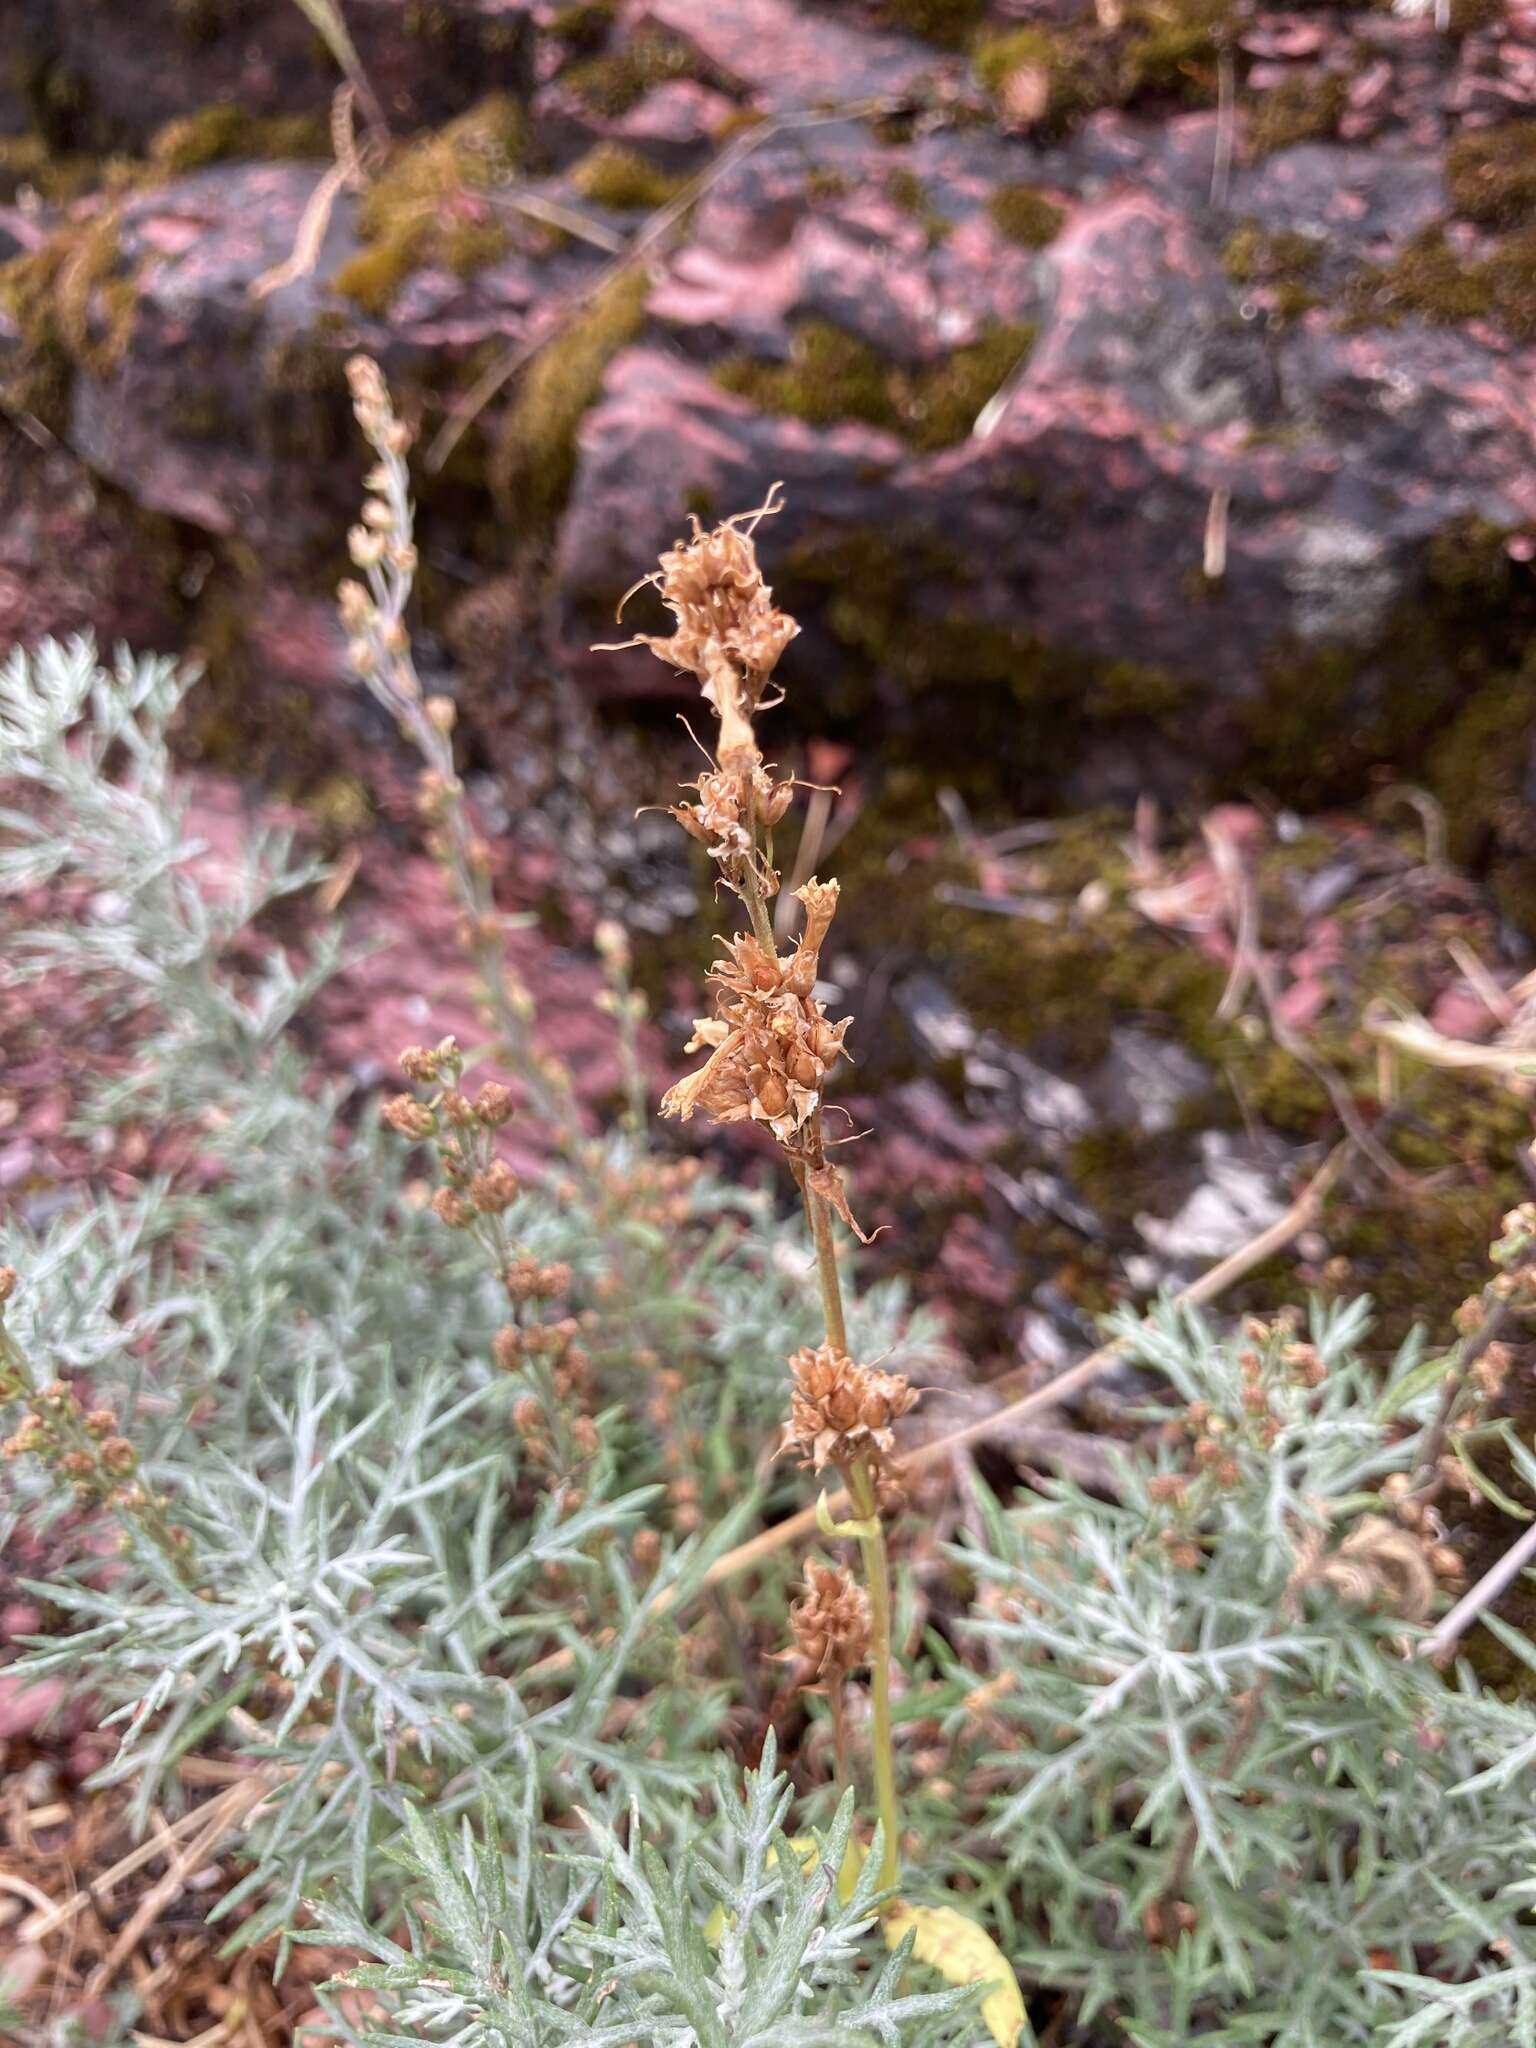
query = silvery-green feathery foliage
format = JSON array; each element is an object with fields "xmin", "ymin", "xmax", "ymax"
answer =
[
  {"xmin": 935, "ymin": 1294, "xmax": 1536, "ymax": 2047},
  {"xmin": 302, "ymin": 1738, "xmax": 979, "ymax": 2048},
  {"xmin": 0, "ymin": 636, "xmax": 946, "ymax": 1995}
]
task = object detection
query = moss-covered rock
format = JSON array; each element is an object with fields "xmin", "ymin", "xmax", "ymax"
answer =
[
  {"xmin": 713, "ymin": 320, "xmax": 1035, "ymax": 454},
  {"xmin": 986, "ymin": 183, "xmax": 1065, "ymax": 249},
  {"xmin": 1240, "ymin": 513, "xmax": 1536, "ymax": 931},
  {"xmin": 766, "ymin": 523, "xmax": 1190, "ymax": 782}
]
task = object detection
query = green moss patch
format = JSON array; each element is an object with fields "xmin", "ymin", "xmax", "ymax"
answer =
[
  {"xmin": 568, "ymin": 142, "xmax": 687, "ymax": 212},
  {"xmin": 1483, "ymin": 225, "xmax": 1536, "ymax": 342},
  {"xmin": 147, "ymin": 103, "xmax": 330, "ymax": 174},
  {"xmin": 0, "ymin": 210, "xmax": 139, "ymax": 426},
  {"xmin": 331, "ymin": 96, "xmax": 525, "ymax": 314},
  {"xmin": 0, "ymin": 135, "xmax": 111, "ymax": 204},
  {"xmin": 873, "ymin": 0, "xmax": 989, "ymax": 48},
  {"xmin": 1340, "ymin": 223, "xmax": 1493, "ymax": 328},
  {"xmin": 973, "ymin": 0, "xmax": 1238, "ymax": 134},
  {"xmin": 987, "ymin": 183, "xmax": 1065, "ymax": 248},
  {"xmin": 713, "ymin": 320, "xmax": 1035, "ymax": 454},
  {"xmin": 550, "ymin": 0, "xmax": 619, "ymax": 52},
  {"xmin": 562, "ymin": 29, "xmax": 701, "ymax": 116},
  {"xmin": 885, "ymin": 167, "xmax": 952, "ymax": 245},
  {"xmin": 1340, "ymin": 219, "xmax": 1536, "ymax": 344},
  {"xmin": 1245, "ymin": 70, "xmax": 1348, "ymax": 158},
  {"xmin": 493, "ymin": 267, "xmax": 650, "ymax": 535},
  {"xmin": 973, "ymin": 25, "xmax": 1109, "ymax": 130},
  {"xmin": 1221, "ymin": 221, "xmax": 1322, "ymax": 319},
  {"xmin": 1446, "ymin": 121, "xmax": 1536, "ymax": 230},
  {"xmin": 1240, "ymin": 512, "xmax": 1536, "ymax": 932},
  {"xmin": 1120, "ymin": 0, "xmax": 1231, "ymax": 104}
]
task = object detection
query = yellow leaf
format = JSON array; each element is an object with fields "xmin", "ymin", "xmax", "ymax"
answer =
[{"xmin": 883, "ymin": 1900, "xmax": 1031, "ymax": 2048}]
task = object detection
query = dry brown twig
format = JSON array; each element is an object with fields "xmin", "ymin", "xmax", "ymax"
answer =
[{"xmin": 1425, "ymin": 1516, "xmax": 1536, "ymax": 1663}]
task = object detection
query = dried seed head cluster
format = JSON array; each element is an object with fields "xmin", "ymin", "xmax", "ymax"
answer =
[
  {"xmin": 609, "ymin": 495, "xmax": 863, "ymax": 1231},
  {"xmin": 781, "ymin": 1341, "xmax": 918, "ymax": 1478},
  {"xmin": 0, "ymin": 1273, "xmax": 198, "ymax": 1569},
  {"xmin": 787, "ymin": 1559, "xmax": 872, "ymax": 1682},
  {"xmin": 669, "ymin": 762, "xmax": 795, "ymax": 876},
  {"xmin": 664, "ymin": 881, "xmax": 848, "ymax": 1145},
  {"xmin": 590, "ymin": 1155, "xmax": 704, "ymax": 1234}
]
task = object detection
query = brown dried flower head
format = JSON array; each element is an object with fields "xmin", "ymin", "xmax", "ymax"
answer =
[
  {"xmin": 469, "ymin": 1162, "xmax": 519, "ymax": 1214},
  {"xmin": 670, "ymin": 761, "xmax": 795, "ymax": 874},
  {"xmin": 781, "ymin": 1340, "xmax": 918, "ymax": 1475},
  {"xmin": 382, "ymin": 1094, "xmax": 436, "ymax": 1139},
  {"xmin": 473, "ymin": 1082, "xmax": 515, "ymax": 1127},
  {"xmin": 1292, "ymin": 1514, "xmax": 1438, "ymax": 1623},
  {"xmin": 610, "ymin": 489, "xmax": 798, "ymax": 758},
  {"xmin": 788, "ymin": 1559, "xmax": 872, "ymax": 1681}
]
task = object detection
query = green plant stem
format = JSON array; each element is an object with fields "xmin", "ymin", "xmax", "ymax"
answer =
[
  {"xmin": 847, "ymin": 1454, "xmax": 900, "ymax": 1891},
  {"xmin": 806, "ymin": 1147, "xmax": 848, "ymax": 1354},
  {"xmin": 739, "ymin": 854, "xmax": 779, "ymax": 958},
  {"xmin": 740, "ymin": 738, "xmax": 899, "ymax": 1886}
]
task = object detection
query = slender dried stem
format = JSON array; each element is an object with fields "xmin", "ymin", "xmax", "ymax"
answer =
[{"xmin": 1424, "ymin": 1515, "xmax": 1536, "ymax": 1663}]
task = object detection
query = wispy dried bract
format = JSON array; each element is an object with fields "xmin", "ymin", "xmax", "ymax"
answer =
[{"xmin": 1291, "ymin": 1512, "xmax": 1439, "ymax": 1623}]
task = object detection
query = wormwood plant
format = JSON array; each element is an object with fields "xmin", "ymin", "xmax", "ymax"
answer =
[
  {"xmin": 594, "ymin": 489, "xmax": 1035, "ymax": 2037},
  {"xmin": 0, "ymin": 405, "xmax": 962, "ymax": 2040},
  {"xmin": 922, "ymin": 1280, "xmax": 1536, "ymax": 2047},
  {"xmin": 11, "ymin": 353, "xmax": 1536, "ymax": 2048}
]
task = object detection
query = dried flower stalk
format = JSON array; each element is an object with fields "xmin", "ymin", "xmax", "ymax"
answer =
[
  {"xmin": 0, "ymin": 1269, "xmax": 196, "ymax": 1581},
  {"xmin": 608, "ymin": 492, "xmax": 911, "ymax": 1889},
  {"xmin": 340, "ymin": 356, "xmax": 579, "ymax": 1143}
]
